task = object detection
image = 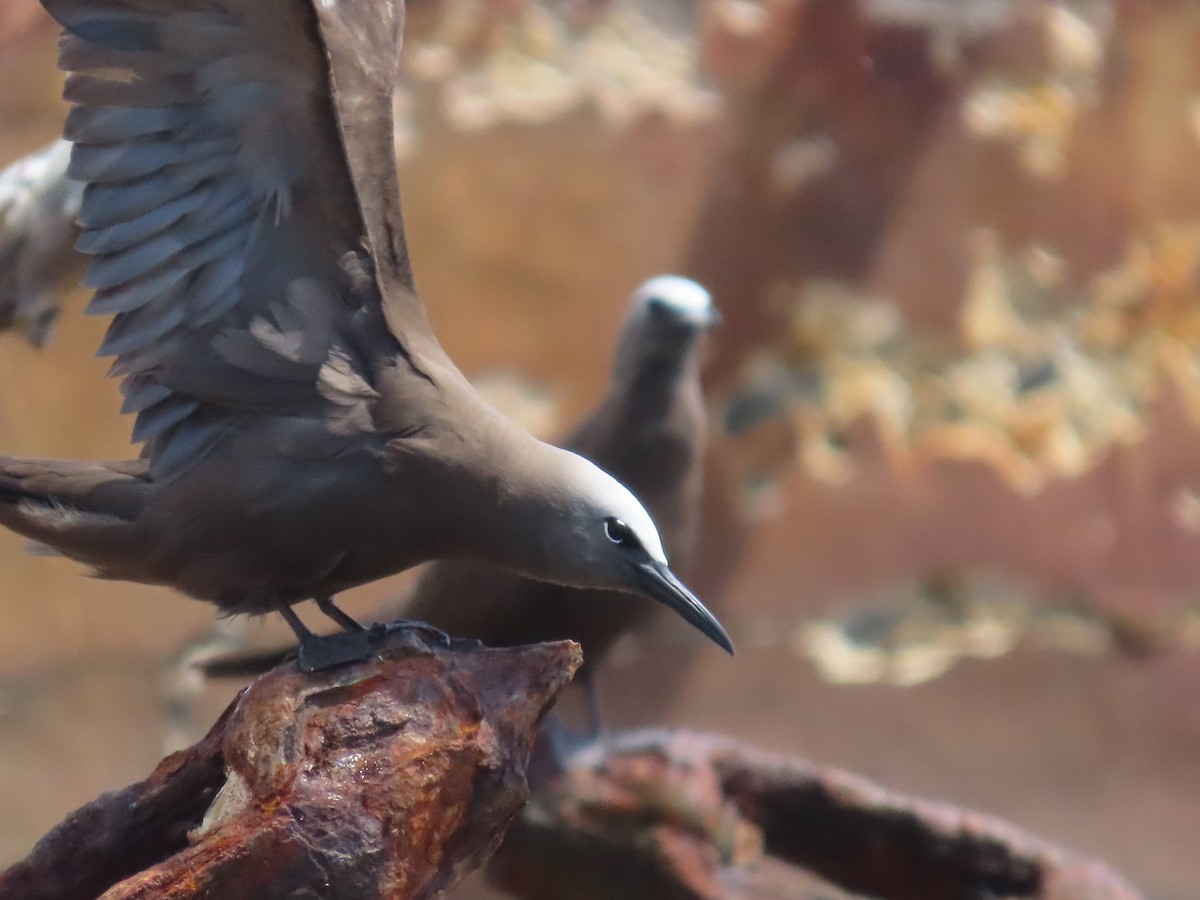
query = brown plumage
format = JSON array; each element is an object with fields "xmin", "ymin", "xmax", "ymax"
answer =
[{"xmin": 0, "ymin": 0, "xmax": 731, "ymax": 667}]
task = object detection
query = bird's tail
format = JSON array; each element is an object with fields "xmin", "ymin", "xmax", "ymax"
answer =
[
  {"xmin": 0, "ymin": 461, "xmax": 43, "ymax": 507},
  {"xmin": 198, "ymin": 644, "xmax": 296, "ymax": 679},
  {"xmin": 0, "ymin": 462, "xmax": 49, "ymax": 506},
  {"xmin": 0, "ymin": 454, "xmax": 149, "ymax": 571}
]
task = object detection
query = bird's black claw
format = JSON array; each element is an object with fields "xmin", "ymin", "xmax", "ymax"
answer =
[
  {"xmin": 380, "ymin": 618, "xmax": 458, "ymax": 648},
  {"xmin": 296, "ymin": 629, "xmax": 373, "ymax": 672}
]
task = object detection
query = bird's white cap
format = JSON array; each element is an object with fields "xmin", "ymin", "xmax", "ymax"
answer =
[{"xmin": 632, "ymin": 275, "xmax": 717, "ymax": 327}]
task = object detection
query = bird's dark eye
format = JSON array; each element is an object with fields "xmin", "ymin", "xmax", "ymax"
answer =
[
  {"xmin": 604, "ymin": 517, "xmax": 636, "ymax": 546},
  {"xmin": 645, "ymin": 296, "xmax": 669, "ymax": 316}
]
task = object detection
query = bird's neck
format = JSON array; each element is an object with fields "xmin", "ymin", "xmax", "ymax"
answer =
[
  {"xmin": 610, "ymin": 343, "xmax": 702, "ymax": 422},
  {"xmin": 389, "ymin": 390, "xmax": 565, "ymax": 573}
]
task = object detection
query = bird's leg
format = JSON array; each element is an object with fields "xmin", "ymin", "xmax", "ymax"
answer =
[
  {"xmin": 579, "ymin": 667, "xmax": 605, "ymax": 740},
  {"xmin": 315, "ymin": 596, "xmax": 367, "ymax": 633},
  {"xmin": 538, "ymin": 668, "xmax": 607, "ymax": 766},
  {"xmin": 276, "ymin": 601, "xmax": 317, "ymax": 642},
  {"xmin": 276, "ymin": 599, "xmax": 371, "ymax": 673}
]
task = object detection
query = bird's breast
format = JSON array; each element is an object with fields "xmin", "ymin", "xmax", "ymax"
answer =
[{"xmin": 139, "ymin": 442, "xmax": 436, "ymax": 611}]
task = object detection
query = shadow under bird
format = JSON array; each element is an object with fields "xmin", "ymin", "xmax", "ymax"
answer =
[
  {"xmin": 205, "ymin": 276, "xmax": 718, "ymax": 707},
  {"xmin": 0, "ymin": 0, "xmax": 732, "ymax": 670}
]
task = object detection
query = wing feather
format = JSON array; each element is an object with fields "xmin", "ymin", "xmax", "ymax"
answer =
[
  {"xmin": 65, "ymin": 104, "xmax": 194, "ymax": 143},
  {"xmin": 130, "ymin": 396, "xmax": 199, "ymax": 442},
  {"xmin": 43, "ymin": 0, "xmax": 415, "ymax": 479},
  {"xmin": 118, "ymin": 375, "xmax": 171, "ymax": 414},
  {"xmin": 87, "ymin": 262, "xmax": 186, "ymax": 315},
  {"xmin": 75, "ymin": 186, "xmax": 209, "ymax": 254},
  {"xmin": 63, "ymin": 71, "xmax": 192, "ymax": 107}
]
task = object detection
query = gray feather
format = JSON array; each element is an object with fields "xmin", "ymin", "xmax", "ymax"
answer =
[
  {"xmin": 182, "ymin": 176, "xmax": 249, "ymax": 223},
  {"xmin": 211, "ymin": 329, "xmax": 315, "ymax": 381},
  {"xmin": 108, "ymin": 327, "xmax": 187, "ymax": 376},
  {"xmin": 87, "ymin": 260, "xmax": 188, "ymax": 315},
  {"xmin": 189, "ymin": 283, "xmax": 242, "ymax": 328},
  {"xmin": 84, "ymin": 197, "xmax": 252, "ymax": 291},
  {"xmin": 173, "ymin": 217, "xmax": 252, "ymax": 271},
  {"xmin": 98, "ymin": 291, "xmax": 187, "ymax": 356},
  {"xmin": 77, "ymin": 155, "xmax": 226, "ymax": 229},
  {"xmin": 63, "ymin": 72, "xmax": 193, "ymax": 108},
  {"xmin": 147, "ymin": 416, "xmax": 227, "ymax": 481},
  {"xmin": 68, "ymin": 137, "xmax": 235, "ymax": 184},
  {"xmin": 130, "ymin": 395, "xmax": 199, "ymax": 442},
  {"xmin": 119, "ymin": 377, "xmax": 173, "ymax": 415},
  {"xmin": 65, "ymin": 104, "xmax": 193, "ymax": 144},
  {"xmin": 76, "ymin": 186, "xmax": 209, "ymax": 255},
  {"xmin": 187, "ymin": 255, "xmax": 244, "ymax": 318},
  {"xmin": 58, "ymin": 42, "xmax": 188, "ymax": 81},
  {"xmin": 65, "ymin": 13, "xmax": 162, "ymax": 53}
]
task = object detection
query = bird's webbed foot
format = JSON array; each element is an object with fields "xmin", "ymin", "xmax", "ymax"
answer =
[
  {"xmin": 297, "ymin": 629, "xmax": 373, "ymax": 672},
  {"xmin": 275, "ymin": 598, "xmax": 373, "ymax": 673},
  {"xmin": 378, "ymin": 618, "xmax": 463, "ymax": 649}
]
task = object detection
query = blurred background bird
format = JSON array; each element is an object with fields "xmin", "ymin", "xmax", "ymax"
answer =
[{"xmin": 0, "ymin": 139, "xmax": 81, "ymax": 345}]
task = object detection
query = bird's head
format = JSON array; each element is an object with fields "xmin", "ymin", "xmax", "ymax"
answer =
[
  {"xmin": 631, "ymin": 274, "xmax": 719, "ymax": 330},
  {"xmin": 612, "ymin": 275, "xmax": 719, "ymax": 384},
  {"xmin": 523, "ymin": 447, "xmax": 733, "ymax": 655}
]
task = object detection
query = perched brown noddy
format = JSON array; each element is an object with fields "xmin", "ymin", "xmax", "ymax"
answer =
[
  {"xmin": 0, "ymin": 0, "xmax": 732, "ymax": 670},
  {"xmin": 202, "ymin": 275, "xmax": 717, "ymax": 699}
]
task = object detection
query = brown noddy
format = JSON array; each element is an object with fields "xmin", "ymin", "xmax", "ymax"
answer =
[
  {"xmin": 202, "ymin": 276, "xmax": 717, "ymax": 705},
  {"xmin": 1, "ymin": 0, "xmax": 732, "ymax": 670}
]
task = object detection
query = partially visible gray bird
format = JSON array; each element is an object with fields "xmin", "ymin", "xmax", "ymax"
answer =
[
  {"xmin": 0, "ymin": 0, "xmax": 731, "ymax": 670},
  {"xmin": 0, "ymin": 139, "xmax": 82, "ymax": 345},
  {"xmin": 203, "ymin": 275, "xmax": 717, "ymax": 701}
]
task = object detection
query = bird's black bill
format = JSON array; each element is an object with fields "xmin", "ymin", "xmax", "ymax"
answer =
[{"xmin": 636, "ymin": 561, "xmax": 734, "ymax": 655}]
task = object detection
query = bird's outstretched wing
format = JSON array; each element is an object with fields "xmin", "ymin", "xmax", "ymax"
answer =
[{"xmin": 44, "ymin": 0, "xmax": 428, "ymax": 478}]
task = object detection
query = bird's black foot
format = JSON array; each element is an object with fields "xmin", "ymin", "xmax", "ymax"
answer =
[
  {"xmin": 296, "ymin": 629, "xmax": 373, "ymax": 672},
  {"xmin": 275, "ymin": 601, "xmax": 467, "ymax": 672},
  {"xmin": 276, "ymin": 598, "xmax": 374, "ymax": 673}
]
